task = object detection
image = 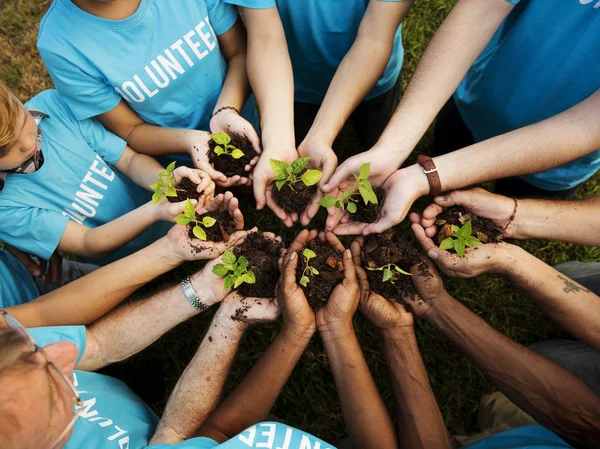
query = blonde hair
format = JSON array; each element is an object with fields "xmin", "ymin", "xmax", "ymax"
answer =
[{"xmin": 0, "ymin": 81, "xmax": 23, "ymax": 158}]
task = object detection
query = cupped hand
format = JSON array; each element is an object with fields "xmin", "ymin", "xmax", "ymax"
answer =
[
  {"xmin": 278, "ymin": 229, "xmax": 319, "ymax": 271},
  {"xmin": 172, "ymin": 166, "xmax": 215, "ymax": 207},
  {"xmin": 201, "ymin": 191, "xmax": 245, "ymax": 231},
  {"xmin": 190, "ymin": 254, "xmax": 236, "ymax": 307},
  {"xmin": 187, "ymin": 130, "xmax": 228, "ymax": 184},
  {"xmin": 221, "ymin": 291, "xmax": 280, "ymax": 325},
  {"xmin": 403, "ymin": 256, "xmax": 448, "ymax": 319},
  {"xmin": 277, "ymin": 251, "xmax": 316, "ymax": 336},
  {"xmin": 417, "ymin": 188, "xmax": 517, "ymax": 240}
]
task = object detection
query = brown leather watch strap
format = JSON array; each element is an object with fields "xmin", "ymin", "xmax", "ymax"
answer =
[{"xmin": 417, "ymin": 154, "xmax": 442, "ymax": 196}]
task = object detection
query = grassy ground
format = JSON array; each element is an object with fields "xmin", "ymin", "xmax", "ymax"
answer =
[{"xmin": 2, "ymin": 0, "xmax": 599, "ymax": 442}]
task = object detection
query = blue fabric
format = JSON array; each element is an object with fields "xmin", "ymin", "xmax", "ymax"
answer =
[
  {"xmin": 0, "ymin": 90, "xmax": 170, "ymax": 265},
  {"xmin": 454, "ymin": 0, "xmax": 600, "ymax": 191},
  {"xmin": 464, "ymin": 424, "xmax": 571, "ymax": 449},
  {"xmin": 226, "ymin": 0, "xmax": 405, "ymax": 104},
  {"xmin": 151, "ymin": 422, "xmax": 336, "ymax": 449},
  {"xmin": 0, "ymin": 249, "xmax": 39, "ymax": 308},
  {"xmin": 29, "ymin": 326, "xmax": 160, "ymax": 449}
]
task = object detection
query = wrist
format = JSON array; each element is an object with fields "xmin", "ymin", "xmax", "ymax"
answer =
[
  {"xmin": 380, "ymin": 325, "xmax": 415, "ymax": 341},
  {"xmin": 301, "ymin": 127, "xmax": 336, "ymax": 150},
  {"xmin": 394, "ymin": 164, "xmax": 430, "ymax": 198},
  {"xmin": 281, "ymin": 323, "xmax": 316, "ymax": 346},
  {"xmin": 423, "ymin": 292, "xmax": 457, "ymax": 326},
  {"xmin": 157, "ymin": 237, "xmax": 187, "ymax": 268},
  {"xmin": 189, "ymin": 271, "xmax": 220, "ymax": 307},
  {"xmin": 318, "ymin": 321, "xmax": 355, "ymax": 342},
  {"xmin": 214, "ymin": 302, "xmax": 249, "ymax": 332}
]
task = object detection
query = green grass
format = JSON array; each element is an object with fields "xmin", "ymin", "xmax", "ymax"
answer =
[{"xmin": 1, "ymin": 0, "xmax": 599, "ymax": 441}]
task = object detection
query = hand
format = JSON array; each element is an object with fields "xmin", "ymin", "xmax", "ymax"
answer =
[
  {"xmin": 202, "ymin": 191, "xmax": 245, "ymax": 231},
  {"xmin": 172, "ymin": 166, "xmax": 215, "ymax": 207},
  {"xmin": 297, "ymin": 137, "xmax": 338, "ymax": 226},
  {"xmin": 418, "ymin": 188, "xmax": 517, "ymax": 240},
  {"xmin": 252, "ymin": 148, "xmax": 299, "ymax": 227},
  {"xmin": 4, "ymin": 244, "xmax": 49, "ymax": 280},
  {"xmin": 220, "ymin": 291, "xmax": 280, "ymax": 326},
  {"xmin": 351, "ymin": 240, "xmax": 414, "ymax": 332},
  {"xmin": 403, "ymin": 257, "xmax": 448, "ymax": 320},
  {"xmin": 40, "ymin": 251, "xmax": 63, "ymax": 285},
  {"xmin": 410, "ymin": 217, "xmax": 514, "ymax": 278},
  {"xmin": 277, "ymin": 251, "xmax": 316, "ymax": 337},
  {"xmin": 332, "ymin": 164, "xmax": 429, "ymax": 236},
  {"xmin": 210, "ymin": 108, "xmax": 261, "ymax": 187},
  {"xmin": 190, "ymin": 255, "xmax": 236, "ymax": 307},
  {"xmin": 186, "ymin": 130, "xmax": 228, "ymax": 184}
]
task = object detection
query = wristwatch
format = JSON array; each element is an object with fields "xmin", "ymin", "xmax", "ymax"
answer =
[
  {"xmin": 181, "ymin": 276, "xmax": 209, "ymax": 312},
  {"xmin": 417, "ymin": 154, "xmax": 442, "ymax": 196}
]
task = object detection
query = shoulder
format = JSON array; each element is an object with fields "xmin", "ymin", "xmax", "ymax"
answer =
[
  {"xmin": 25, "ymin": 90, "xmax": 78, "ymax": 125},
  {"xmin": 38, "ymin": 0, "xmax": 67, "ymax": 49}
]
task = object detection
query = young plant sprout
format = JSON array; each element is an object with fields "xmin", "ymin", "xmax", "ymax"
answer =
[
  {"xmin": 212, "ymin": 250, "xmax": 256, "ymax": 289},
  {"xmin": 366, "ymin": 263, "xmax": 412, "ymax": 284},
  {"xmin": 211, "ymin": 132, "xmax": 245, "ymax": 159},
  {"xmin": 299, "ymin": 248, "xmax": 319, "ymax": 287},
  {"xmin": 150, "ymin": 161, "xmax": 178, "ymax": 203},
  {"xmin": 319, "ymin": 163, "xmax": 377, "ymax": 213},
  {"xmin": 439, "ymin": 220, "xmax": 482, "ymax": 258},
  {"xmin": 175, "ymin": 199, "xmax": 216, "ymax": 241},
  {"xmin": 270, "ymin": 157, "xmax": 323, "ymax": 191}
]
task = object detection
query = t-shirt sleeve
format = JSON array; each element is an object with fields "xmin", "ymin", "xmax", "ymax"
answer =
[
  {"xmin": 38, "ymin": 47, "xmax": 122, "ymax": 121},
  {"xmin": 28, "ymin": 326, "xmax": 87, "ymax": 365},
  {"xmin": 206, "ymin": 0, "xmax": 240, "ymax": 35},
  {"xmin": 77, "ymin": 117, "xmax": 128, "ymax": 164},
  {"xmin": 0, "ymin": 207, "xmax": 69, "ymax": 261},
  {"xmin": 223, "ymin": 0, "xmax": 275, "ymax": 8},
  {"xmin": 147, "ymin": 437, "xmax": 218, "ymax": 449}
]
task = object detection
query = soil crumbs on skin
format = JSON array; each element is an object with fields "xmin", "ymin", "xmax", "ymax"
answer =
[
  {"xmin": 233, "ymin": 232, "xmax": 284, "ymax": 298},
  {"xmin": 352, "ymin": 187, "xmax": 385, "ymax": 223},
  {"xmin": 362, "ymin": 230, "xmax": 424, "ymax": 302},
  {"xmin": 435, "ymin": 206, "xmax": 503, "ymax": 245},
  {"xmin": 296, "ymin": 240, "xmax": 344, "ymax": 311},
  {"xmin": 231, "ymin": 303, "xmax": 251, "ymax": 322},
  {"xmin": 167, "ymin": 177, "xmax": 200, "ymax": 203},
  {"xmin": 208, "ymin": 132, "xmax": 258, "ymax": 178},
  {"xmin": 187, "ymin": 210, "xmax": 237, "ymax": 244},
  {"xmin": 272, "ymin": 172, "xmax": 318, "ymax": 214}
]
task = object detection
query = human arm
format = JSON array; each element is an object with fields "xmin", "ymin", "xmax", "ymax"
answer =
[
  {"xmin": 3, "ymin": 244, "xmax": 61, "ymax": 283},
  {"xmin": 238, "ymin": 6, "xmax": 298, "ymax": 226}
]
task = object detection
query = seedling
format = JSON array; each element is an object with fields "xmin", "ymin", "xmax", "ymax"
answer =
[
  {"xmin": 175, "ymin": 199, "xmax": 216, "ymax": 241},
  {"xmin": 299, "ymin": 248, "xmax": 319, "ymax": 287},
  {"xmin": 319, "ymin": 163, "xmax": 378, "ymax": 213},
  {"xmin": 212, "ymin": 250, "xmax": 256, "ymax": 289},
  {"xmin": 366, "ymin": 263, "xmax": 412, "ymax": 284},
  {"xmin": 439, "ymin": 220, "xmax": 482, "ymax": 258},
  {"xmin": 270, "ymin": 157, "xmax": 323, "ymax": 191},
  {"xmin": 151, "ymin": 161, "xmax": 178, "ymax": 203},
  {"xmin": 211, "ymin": 132, "xmax": 245, "ymax": 159}
]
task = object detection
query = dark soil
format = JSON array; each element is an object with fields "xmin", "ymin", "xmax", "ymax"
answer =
[
  {"xmin": 208, "ymin": 132, "xmax": 258, "ymax": 178},
  {"xmin": 296, "ymin": 240, "xmax": 344, "ymax": 311},
  {"xmin": 233, "ymin": 232, "xmax": 284, "ymax": 298},
  {"xmin": 167, "ymin": 177, "xmax": 200, "ymax": 203},
  {"xmin": 435, "ymin": 206, "xmax": 503, "ymax": 245},
  {"xmin": 362, "ymin": 230, "xmax": 424, "ymax": 302},
  {"xmin": 272, "ymin": 174, "xmax": 318, "ymax": 214},
  {"xmin": 187, "ymin": 210, "xmax": 237, "ymax": 242},
  {"xmin": 231, "ymin": 302, "xmax": 251, "ymax": 322},
  {"xmin": 352, "ymin": 187, "xmax": 385, "ymax": 223}
]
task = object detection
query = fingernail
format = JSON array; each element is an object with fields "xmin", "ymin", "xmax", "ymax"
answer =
[
  {"xmin": 345, "ymin": 249, "xmax": 351, "ymax": 258},
  {"xmin": 290, "ymin": 252, "xmax": 297, "ymax": 260},
  {"xmin": 428, "ymin": 250, "xmax": 439, "ymax": 260},
  {"xmin": 33, "ymin": 270, "xmax": 41, "ymax": 277}
]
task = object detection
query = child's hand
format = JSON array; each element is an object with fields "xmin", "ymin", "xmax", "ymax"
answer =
[
  {"xmin": 200, "ymin": 191, "xmax": 245, "ymax": 231},
  {"xmin": 172, "ymin": 166, "xmax": 215, "ymax": 207}
]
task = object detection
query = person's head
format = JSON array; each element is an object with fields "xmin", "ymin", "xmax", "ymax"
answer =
[
  {"xmin": 0, "ymin": 312, "xmax": 81, "ymax": 449},
  {"xmin": 0, "ymin": 81, "xmax": 39, "ymax": 171}
]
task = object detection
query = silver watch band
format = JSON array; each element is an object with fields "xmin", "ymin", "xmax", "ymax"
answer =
[{"xmin": 181, "ymin": 276, "xmax": 209, "ymax": 312}]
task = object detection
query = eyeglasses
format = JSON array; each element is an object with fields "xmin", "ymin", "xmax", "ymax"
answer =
[{"xmin": 0, "ymin": 311, "xmax": 83, "ymax": 449}]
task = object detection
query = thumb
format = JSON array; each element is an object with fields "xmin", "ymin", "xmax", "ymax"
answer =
[
  {"xmin": 323, "ymin": 161, "xmax": 353, "ymax": 193},
  {"xmin": 319, "ymin": 157, "xmax": 338, "ymax": 187},
  {"xmin": 342, "ymin": 249, "xmax": 357, "ymax": 284},
  {"xmin": 434, "ymin": 190, "xmax": 467, "ymax": 208},
  {"xmin": 283, "ymin": 251, "xmax": 299, "ymax": 288},
  {"xmin": 362, "ymin": 212, "xmax": 396, "ymax": 236},
  {"xmin": 198, "ymin": 161, "xmax": 227, "ymax": 183},
  {"xmin": 23, "ymin": 256, "xmax": 42, "ymax": 278},
  {"xmin": 254, "ymin": 177, "xmax": 267, "ymax": 210}
]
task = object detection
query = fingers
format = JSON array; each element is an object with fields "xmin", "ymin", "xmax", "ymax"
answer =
[
  {"xmin": 351, "ymin": 242, "xmax": 370, "ymax": 300},
  {"xmin": 342, "ymin": 248, "xmax": 357, "ymax": 285},
  {"xmin": 253, "ymin": 174, "xmax": 267, "ymax": 210},
  {"xmin": 21, "ymin": 254, "xmax": 43, "ymax": 278},
  {"xmin": 434, "ymin": 189, "xmax": 470, "ymax": 208},
  {"xmin": 283, "ymin": 229, "xmax": 317, "ymax": 266},
  {"xmin": 300, "ymin": 194, "xmax": 322, "ymax": 226},
  {"xmin": 411, "ymin": 222, "xmax": 438, "ymax": 255},
  {"xmin": 325, "ymin": 205, "xmax": 346, "ymax": 231},
  {"xmin": 216, "ymin": 175, "xmax": 250, "ymax": 188},
  {"xmin": 225, "ymin": 194, "xmax": 245, "ymax": 230},
  {"xmin": 350, "ymin": 240, "xmax": 362, "ymax": 265},
  {"xmin": 422, "ymin": 203, "xmax": 444, "ymax": 225},
  {"xmin": 361, "ymin": 212, "xmax": 397, "ymax": 236},
  {"xmin": 332, "ymin": 221, "xmax": 368, "ymax": 236},
  {"xmin": 283, "ymin": 251, "xmax": 299, "ymax": 289},
  {"xmin": 319, "ymin": 156, "xmax": 338, "ymax": 187},
  {"xmin": 320, "ymin": 231, "xmax": 345, "ymax": 253},
  {"xmin": 49, "ymin": 255, "xmax": 62, "ymax": 284},
  {"xmin": 322, "ymin": 159, "xmax": 355, "ymax": 193},
  {"xmin": 198, "ymin": 162, "xmax": 227, "ymax": 184}
]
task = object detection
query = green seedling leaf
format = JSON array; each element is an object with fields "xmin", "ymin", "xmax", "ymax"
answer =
[
  {"xmin": 212, "ymin": 264, "xmax": 230, "ymax": 277},
  {"xmin": 342, "ymin": 191, "xmax": 353, "ymax": 200},
  {"xmin": 244, "ymin": 271, "xmax": 256, "ymax": 284},
  {"xmin": 451, "ymin": 225, "xmax": 460, "ymax": 234},
  {"xmin": 234, "ymin": 276, "xmax": 245, "ymax": 289},
  {"xmin": 150, "ymin": 181, "xmax": 161, "ymax": 191},
  {"xmin": 382, "ymin": 268, "xmax": 394, "ymax": 283},
  {"xmin": 165, "ymin": 161, "xmax": 177, "ymax": 173},
  {"xmin": 394, "ymin": 266, "xmax": 413, "ymax": 276},
  {"xmin": 319, "ymin": 196, "xmax": 337, "ymax": 208},
  {"xmin": 358, "ymin": 180, "xmax": 378, "ymax": 205},
  {"xmin": 222, "ymin": 250, "xmax": 236, "ymax": 266},
  {"xmin": 291, "ymin": 157, "xmax": 310, "ymax": 174},
  {"xmin": 165, "ymin": 186, "xmax": 177, "ymax": 197},
  {"xmin": 193, "ymin": 225, "xmax": 207, "ymax": 241},
  {"xmin": 276, "ymin": 179, "xmax": 286, "ymax": 191},
  {"xmin": 176, "ymin": 215, "xmax": 192, "ymax": 226},
  {"xmin": 358, "ymin": 163, "xmax": 370, "ymax": 180},
  {"xmin": 237, "ymin": 256, "xmax": 249, "ymax": 272},
  {"xmin": 211, "ymin": 132, "xmax": 231, "ymax": 146},
  {"xmin": 152, "ymin": 192, "xmax": 162, "ymax": 204},
  {"xmin": 184, "ymin": 199, "xmax": 196, "ymax": 218},
  {"xmin": 202, "ymin": 216, "xmax": 216, "ymax": 227},
  {"xmin": 224, "ymin": 275, "xmax": 236, "ymax": 289},
  {"xmin": 347, "ymin": 202, "xmax": 358, "ymax": 213},
  {"xmin": 309, "ymin": 266, "xmax": 319, "ymax": 275},
  {"xmin": 458, "ymin": 221, "xmax": 473, "ymax": 239},
  {"xmin": 439, "ymin": 238, "xmax": 454, "ymax": 251},
  {"xmin": 465, "ymin": 236, "xmax": 483, "ymax": 247},
  {"xmin": 301, "ymin": 169, "xmax": 323, "ymax": 186},
  {"xmin": 454, "ymin": 239, "xmax": 466, "ymax": 258},
  {"xmin": 299, "ymin": 276, "xmax": 310, "ymax": 287},
  {"xmin": 303, "ymin": 248, "xmax": 316, "ymax": 261},
  {"xmin": 270, "ymin": 159, "xmax": 289, "ymax": 178},
  {"xmin": 214, "ymin": 146, "xmax": 225, "ymax": 156},
  {"xmin": 231, "ymin": 149, "xmax": 245, "ymax": 159}
]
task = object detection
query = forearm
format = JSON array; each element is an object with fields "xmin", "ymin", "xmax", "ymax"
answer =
[
  {"xmin": 428, "ymin": 295, "xmax": 600, "ymax": 447},
  {"xmin": 199, "ymin": 326, "xmax": 313, "ymax": 442},
  {"xmin": 150, "ymin": 305, "xmax": 246, "ymax": 444},
  {"xmin": 322, "ymin": 328, "xmax": 397, "ymax": 449},
  {"xmin": 5, "ymin": 237, "xmax": 182, "ymax": 327},
  {"xmin": 127, "ymin": 124, "xmax": 199, "ymax": 157},
  {"xmin": 214, "ymin": 52, "xmax": 250, "ymax": 113},
  {"xmin": 377, "ymin": 0, "xmax": 513, "ymax": 162},
  {"xmin": 500, "ymin": 245, "xmax": 600, "ymax": 350},
  {"xmin": 433, "ymin": 91, "xmax": 600, "ymax": 192},
  {"xmin": 382, "ymin": 329, "xmax": 451, "ymax": 449},
  {"xmin": 511, "ymin": 196, "xmax": 600, "ymax": 245},
  {"xmin": 122, "ymin": 151, "xmax": 167, "ymax": 191}
]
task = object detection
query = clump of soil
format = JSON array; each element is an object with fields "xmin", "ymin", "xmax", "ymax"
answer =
[
  {"xmin": 362, "ymin": 230, "xmax": 424, "ymax": 302},
  {"xmin": 187, "ymin": 210, "xmax": 237, "ymax": 242},
  {"xmin": 233, "ymin": 232, "xmax": 284, "ymax": 298},
  {"xmin": 296, "ymin": 240, "xmax": 344, "ymax": 311},
  {"xmin": 352, "ymin": 187, "xmax": 385, "ymax": 223},
  {"xmin": 272, "ymin": 174, "xmax": 318, "ymax": 214},
  {"xmin": 208, "ymin": 132, "xmax": 258, "ymax": 178},
  {"xmin": 231, "ymin": 302, "xmax": 251, "ymax": 322},
  {"xmin": 435, "ymin": 206, "xmax": 503, "ymax": 246},
  {"xmin": 167, "ymin": 177, "xmax": 200, "ymax": 203}
]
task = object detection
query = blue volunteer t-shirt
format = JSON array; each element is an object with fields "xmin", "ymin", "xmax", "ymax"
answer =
[
  {"xmin": 463, "ymin": 424, "xmax": 571, "ymax": 449},
  {"xmin": 0, "ymin": 249, "xmax": 39, "ymax": 307},
  {"xmin": 38, "ymin": 0, "xmax": 258, "ymax": 142},
  {"xmin": 226, "ymin": 0, "xmax": 405, "ymax": 104},
  {"xmin": 455, "ymin": 0, "xmax": 600, "ymax": 191},
  {"xmin": 0, "ymin": 90, "xmax": 169, "ymax": 265}
]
